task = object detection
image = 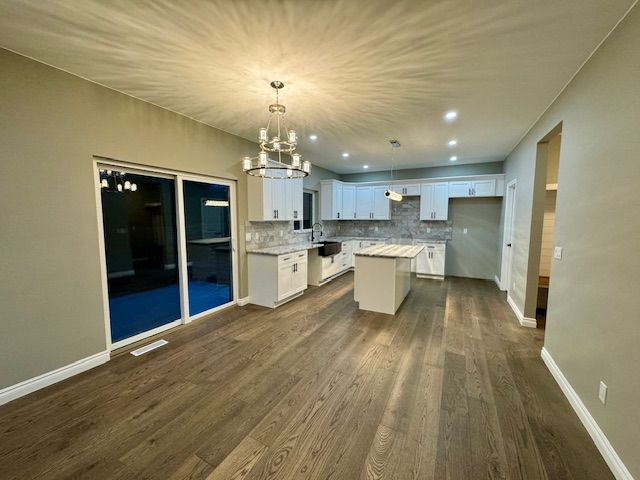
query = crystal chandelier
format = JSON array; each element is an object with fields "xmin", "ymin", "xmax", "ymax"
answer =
[{"xmin": 242, "ymin": 81, "xmax": 310, "ymax": 179}]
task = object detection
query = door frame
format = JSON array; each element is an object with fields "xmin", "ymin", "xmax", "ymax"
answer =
[
  {"xmin": 499, "ymin": 179, "xmax": 517, "ymax": 292},
  {"xmin": 93, "ymin": 157, "xmax": 239, "ymax": 351}
]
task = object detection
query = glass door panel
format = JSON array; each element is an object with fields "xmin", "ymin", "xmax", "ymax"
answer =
[
  {"xmin": 183, "ymin": 180, "xmax": 233, "ymax": 316},
  {"xmin": 100, "ymin": 169, "xmax": 181, "ymax": 343}
]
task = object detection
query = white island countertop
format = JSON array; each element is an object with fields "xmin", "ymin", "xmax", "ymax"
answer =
[{"xmin": 356, "ymin": 244, "xmax": 424, "ymax": 258}]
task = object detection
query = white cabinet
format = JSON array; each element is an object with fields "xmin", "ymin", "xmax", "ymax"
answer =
[
  {"xmin": 321, "ymin": 180, "xmax": 343, "ymax": 220},
  {"xmin": 372, "ymin": 186, "xmax": 390, "ymax": 219},
  {"xmin": 248, "ymin": 176, "xmax": 302, "ymax": 221},
  {"xmin": 394, "ymin": 184, "xmax": 421, "ymax": 196},
  {"xmin": 342, "ymin": 185, "xmax": 356, "ymax": 220},
  {"xmin": 415, "ymin": 243, "xmax": 446, "ymax": 278},
  {"xmin": 355, "ymin": 186, "xmax": 390, "ymax": 220},
  {"xmin": 285, "ymin": 178, "xmax": 303, "ymax": 221},
  {"xmin": 448, "ymin": 179, "xmax": 496, "ymax": 197},
  {"xmin": 470, "ymin": 179, "xmax": 496, "ymax": 197},
  {"xmin": 420, "ymin": 182, "xmax": 449, "ymax": 220},
  {"xmin": 248, "ymin": 250, "xmax": 308, "ymax": 307},
  {"xmin": 355, "ymin": 186, "xmax": 373, "ymax": 219}
]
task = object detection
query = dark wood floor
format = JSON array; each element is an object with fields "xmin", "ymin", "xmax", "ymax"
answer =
[{"xmin": 0, "ymin": 274, "xmax": 613, "ymax": 479}]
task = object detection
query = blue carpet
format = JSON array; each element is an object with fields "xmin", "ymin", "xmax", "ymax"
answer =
[{"xmin": 109, "ymin": 281, "xmax": 231, "ymax": 342}]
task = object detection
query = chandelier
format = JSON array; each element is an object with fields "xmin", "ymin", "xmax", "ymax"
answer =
[
  {"xmin": 99, "ymin": 169, "xmax": 138, "ymax": 192},
  {"xmin": 242, "ymin": 81, "xmax": 310, "ymax": 179}
]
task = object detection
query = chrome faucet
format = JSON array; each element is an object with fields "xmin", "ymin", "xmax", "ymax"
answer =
[{"xmin": 311, "ymin": 222, "xmax": 323, "ymax": 243}]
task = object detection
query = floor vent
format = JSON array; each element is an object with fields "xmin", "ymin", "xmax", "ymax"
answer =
[{"xmin": 130, "ymin": 339, "xmax": 168, "ymax": 356}]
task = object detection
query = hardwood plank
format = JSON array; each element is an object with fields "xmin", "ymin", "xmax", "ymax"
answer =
[{"xmin": 205, "ymin": 436, "xmax": 268, "ymax": 480}]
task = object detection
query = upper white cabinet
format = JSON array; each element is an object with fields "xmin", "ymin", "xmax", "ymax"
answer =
[
  {"xmin": 355, "ymin": 186, "xmax": 373, "ymax": 219},
  {"xmin": 395, "ymin": 183, "xmax": 421, "ymax": 196},
  {"xmin": 342, "ymin": 185, "xmax": 356, "ymax": 220},
  {"xmin": 354, "ymin": 186, "xmax": 390, "ymax": 220},
  {"xmin": 248, "ymin": 175, "xmax": 303, "ymax": 221},
  {"xmin": 321, "ymin": 180, "xmax": 343, "ymax": 220},
  {"xmin": 448, "ymin": 179, "xmax": 496, "ymax": 198},
  {"xmin": 420, "ymin": 182, "xmax": 448, "ymax": 220}
]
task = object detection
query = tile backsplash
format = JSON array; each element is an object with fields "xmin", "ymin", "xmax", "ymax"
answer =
[
  {"xmin": 245, "ymin": 197, "xmax": 449, "ymax": 250},
  {"xmin": 334, "ymin": 197, "xmax": 452, "ymax": 241},
  {"xmin": 245, "ymin": 221, "xmax": 337, "ymax": 250}
]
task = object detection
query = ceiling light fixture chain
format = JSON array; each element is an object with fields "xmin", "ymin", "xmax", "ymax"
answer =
[
  {"xmin": 242, "ymin": 81, "xmax": 310, "ymax": 179},
  {"xmin": 385, "ymin": 139, "xmax": 403, "ymax": 202}
]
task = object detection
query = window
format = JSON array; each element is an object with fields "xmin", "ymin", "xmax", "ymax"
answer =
[{"xmin": 294, "ymin": 190, "xmax": 314, "ymax": 232}]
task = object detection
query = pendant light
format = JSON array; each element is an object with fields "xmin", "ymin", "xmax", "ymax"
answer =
[{"xmin": 384, "ymin": 139, "xmax": 403, "ymax": 202}]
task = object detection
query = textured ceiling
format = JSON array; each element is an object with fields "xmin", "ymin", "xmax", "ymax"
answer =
[{"xmin": 0, "ymin": 0, "xmax": 633, "ymax": 173}]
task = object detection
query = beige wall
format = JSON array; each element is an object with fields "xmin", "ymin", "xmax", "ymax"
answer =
[
  {"xmin": 501, "ymin": 5, "xmax": 640, "ymax": 476},
  {"xmin": 446, "ymin": 197, "xmax": 502, "ymax": 280},
  {"xmin": 341, "ymin": 161, "xmax": 503, "ymax": 183},
  {"xmin": 0, "ymin": 48, "xmax": 269, "ymax": 389}
]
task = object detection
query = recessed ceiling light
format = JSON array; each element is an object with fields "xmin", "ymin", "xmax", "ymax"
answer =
[
  {"xmin": 448, "ymin": 139, "xmax": 458, "ymax": 147},
  {"xmin": 444, "ymin": 110, "xmax": 458, "ymax": 121},
  {"xmin": 342, "ymin": 152, "xmax": 349, "ymax": 158},
  {"xmin": 450, "ymin": 156, "xmax": 458, "ymax": 161},
  {"xmin": 309, "ymin": 134, "xmax": 318, "ymax": 141},
  {"xmin": 363, "ymin": 165, "xmax": 369, "ymax": 169}
]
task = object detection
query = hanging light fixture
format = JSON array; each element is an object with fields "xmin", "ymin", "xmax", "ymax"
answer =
[
  {"xmin": 99, "ymin": 169, "xmax": 138, "ymax": 193},
  {"xmin": 384, "ymin": 139, "xmax": 403, "ymax": 202},
  {"xmin": 242, "ymin": 81, "xmax": 310, "ymax": 178}
]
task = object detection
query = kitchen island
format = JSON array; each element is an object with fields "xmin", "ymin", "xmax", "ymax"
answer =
[{"xmin": 354, "ymin": 244, "xmax": 425, "ymax": 314}]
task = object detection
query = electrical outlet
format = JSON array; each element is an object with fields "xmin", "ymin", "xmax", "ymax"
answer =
[
  {"xmin": 245, "ymin": 232, "xmax": 251, "ymax": 242},
  {"xmin": 374, "ymin": 226, "xmax": 379, "ymax": 232},
  {"xmin": 598, "ymin": 381, "xmax": 607, "ymax": 404},
  {"xmin": 554, "ymin": 246, "xmax": 563, "ymax": 260},
  {"xmin": 426, "ymin": 227, "xmax": 431, "ymax": 233},
  {"xmin": 463, "ymin": 228, "xmax": 468, "ymax": 234}
]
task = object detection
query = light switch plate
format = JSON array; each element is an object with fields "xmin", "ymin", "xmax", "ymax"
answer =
[
  {"xmin": 599, "ymin": 381, "xmax": 607, "ymax": 404},
  {"xmin": 554, "ymin": 246, "xmax": 563, "ymax": 260},
  {"xmin": 245, "ymin": 232, "xmax": 251, "ymax": 242},
  {"xmin": 463, "ymin": 228, "xmax": 468, "ymax": 234}
]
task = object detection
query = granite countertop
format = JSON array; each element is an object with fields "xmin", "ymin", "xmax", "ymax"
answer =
[
  {"xmin": 246, "ymin": 243, "xmax": 323, "ymax": 256},
  {"xmin": 355, "ymin": 244, "xmax": 425, "ymax": 258},
  {"xmin": 325, "ymin": 236, "xmax": 390, "ymax": 242}
]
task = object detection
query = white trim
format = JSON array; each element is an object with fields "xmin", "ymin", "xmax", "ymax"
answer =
[
  {"xmin": 541, "ymin": 348, "xmax": 634, "ymax": 480},
  {"xmin": 506, "ymin": 294, "xmax": 537, "ymax": 328},
  {"xmin": 187, "ymin": 300, "xmax": 235, "ymax": 322},
  {"xmin": 500, "ymin": 179, "xmax": 517, "ymax": 296},
  {"xmin": 237, "ymin": 296, "xmax": 251, "ymax": 306},
  {"xmin": 110, "ymin": 319, "xmax": 182, "ymax": 350},
  {"xmin": 494, "ymin": 275, "xmax": 504, "ymax": 291},
  {"xmin": 0, "ymin": 351, "xmax": 110, "ymax": 407}
]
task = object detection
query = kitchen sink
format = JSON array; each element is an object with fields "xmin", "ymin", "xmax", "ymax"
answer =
[{"xmin": 317, "ymin": 241, "xmax": 342, "ymax": 257}]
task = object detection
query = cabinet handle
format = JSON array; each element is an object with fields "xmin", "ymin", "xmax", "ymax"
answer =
[
  {"xmin": 354, "ymin": 212, "xmax": 356, "ymax": 219},
  {"xmin": 337, "ymin": 212, "xmax": 340, "ymax": 219}
]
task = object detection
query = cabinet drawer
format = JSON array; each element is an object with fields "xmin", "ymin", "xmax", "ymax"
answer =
[{"xmin": 278, "ymin": 250, "xmax": 306, "ymax": 266}]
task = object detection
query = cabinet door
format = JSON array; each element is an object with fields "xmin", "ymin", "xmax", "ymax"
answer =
[
  {"xmin": 292, "ymin": 260, "xmax": 308, "ymax": 292},
  {"xmin": 416, "ymin": 249, "xmax": 429, "ymax": 274},
  {"xmin": 277, "ymin": 262, "xmax": 294, "ymax": 300},
  {"xmin": 448, "ymin": 181, "xmax": 472, "ymax": 198},
  {"xmin": 471, "ymin": 179, "xmax": 496, "ymax": 197},
  {"xmin": 432, "ymin": 183, "xmax": 449, "ymax": 220},
  {"xmin": 262, "ymin": 177, "xmax": 275, "ymax": 220},
  {"xmin": 355, "ymin": 187, "xmax": 373, "ymax": 219},
  {"xmin": 420, "ymin": 183, "xmax": 434, "ymax": 220},
  {"xmin": 431, "ymin": 250, "xmax": 445, "ymax": 276},
  {"xmin": 398, "ymin": 184, "xmax": 420, "ymax": 196},
  {"xmin": 272, "ymin": 178, "xmax": 286, "ymax": 220},
  {"xmin": 332, "ymin": 183, "xmax": 343, "ymax": 219},
  {"xmin": 290, "ymin": 178, "xmax": 303, "ymax": 221},
  {"xmin": 372, "ymin": 186, "xmax": 390, "ymax": 219},
  {"xmin": 342, "ymin": 185, "xmax": 356, "ymax": 220}
]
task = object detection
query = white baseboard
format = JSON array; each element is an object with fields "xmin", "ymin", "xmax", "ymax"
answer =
[
  {"xmin": 506, "ymin": 294, "xmax": 537, "ymax": 328},
  {"xmin": 0, "ymin": 350, "xmax": 110, "ymax": 407},
  {"xmin": 237, "ymin": 296, "xmax": 251, "ymax": 306},
  {"xmin": 541, "ymin": 348, "xmax": 634, "ymax": 480},
  {"xmin": 493, "ymin": 275, "xmax": 504, "ymax": 290}
]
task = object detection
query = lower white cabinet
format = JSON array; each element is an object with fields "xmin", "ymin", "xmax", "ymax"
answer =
[
  {"xmin": 248, "ymin": 250, "xmax": 308, "ymax": 307},
  {"xmin": 415, "ymin": 243, "xmax": 446, "ymax": 278}
]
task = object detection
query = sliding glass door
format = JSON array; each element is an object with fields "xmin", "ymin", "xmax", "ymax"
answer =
[
  {"xmin": 100, "ymin": 169, "xmax": 181, "ymax": 344},
  {"xmin": 97, "ymin": 163, "xmax": 236, "ymax": 348},
  {"xmin": 182, "ymin": 180, "xmax": 233, "ymax": 316}
]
